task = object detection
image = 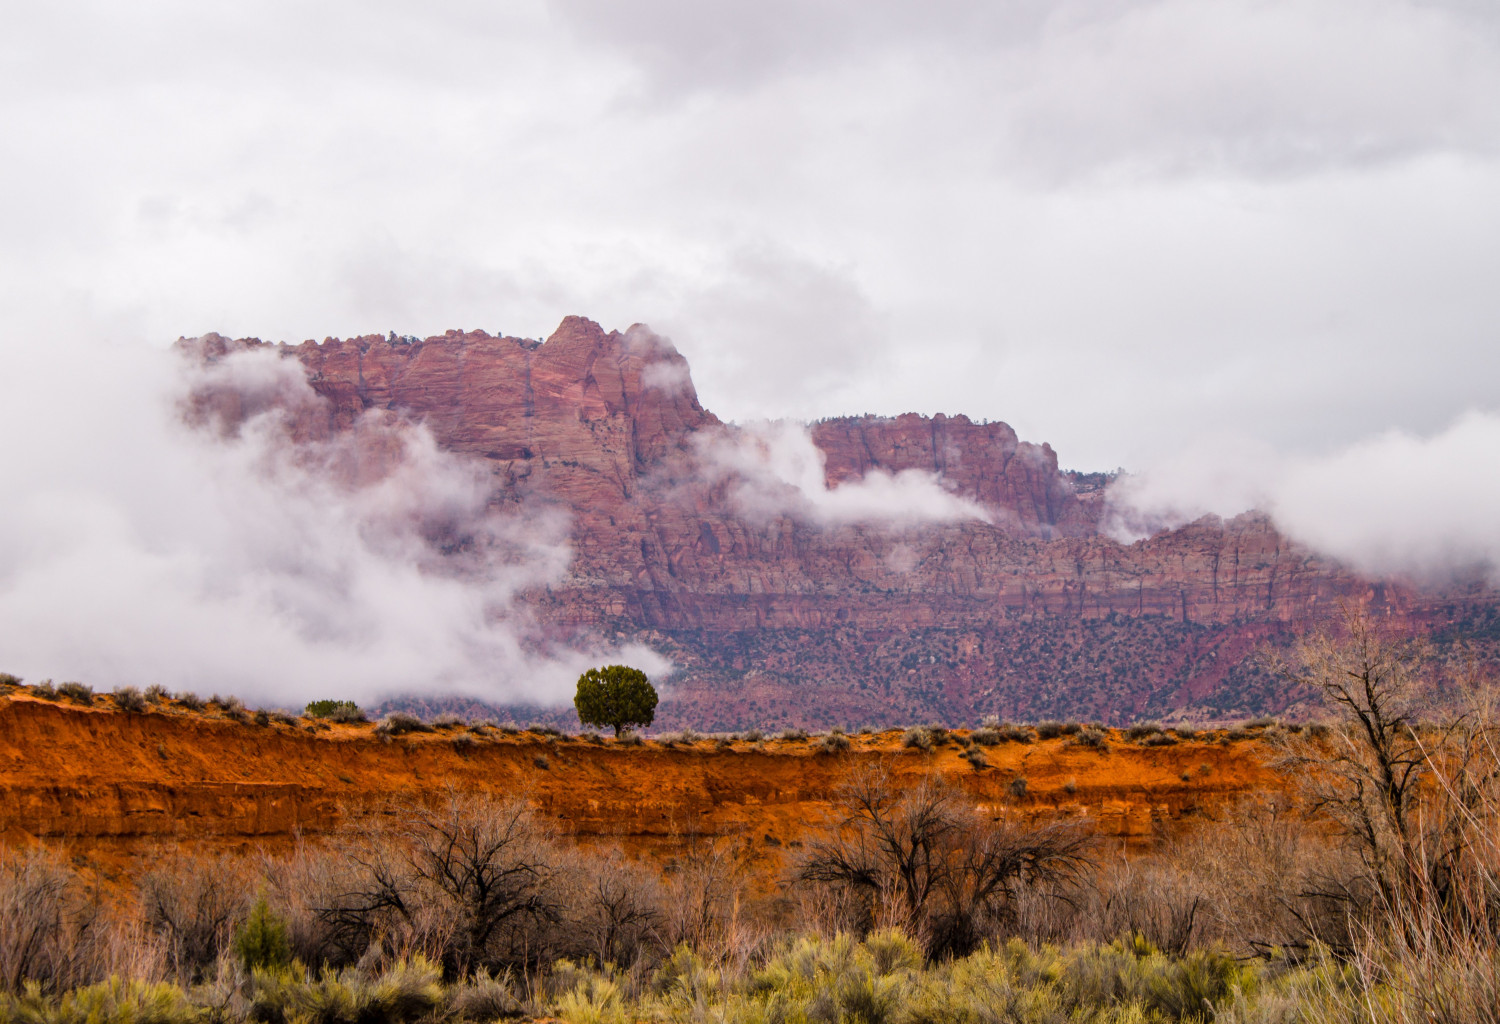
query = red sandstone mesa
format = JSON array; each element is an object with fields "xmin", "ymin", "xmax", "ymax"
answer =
[{"xmin": 181, "ymin": 317, "xmax": 1483, "ymax": 727}]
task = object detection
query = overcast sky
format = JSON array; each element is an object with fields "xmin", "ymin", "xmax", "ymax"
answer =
[
  {"xmin": 3, "ymin": 0, "xmax": 1500, "ymax": 696},
  {"xmin": 3, "ymin": 0, "xmax": 1499, "ymax": 473}
]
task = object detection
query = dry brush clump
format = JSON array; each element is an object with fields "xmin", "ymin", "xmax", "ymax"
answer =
[
  {"xmin": 1272, "ymin": 608, "xmax": 1500, "ymax": 952},
  {"xmin": 250, "ymin": 794, "xmax": 733, "ymax": 982},
  {"xmin": 373, "ymin": 712, "xmax": 431, "ymax": 737},
  {"xmin": 818, "ymin": 732, "xmax": 852, "ymax": 754},
  {"xmin": 795, "ymin": 769, "xmax": 1093, "ymax": 959},
  {"xmin": 6, "ymin": 617, "xmax": 1500, "ymax": 1022},
  {"xmin": 0, "ymin": 846, "xmax": 161, "ymax": 993},
  {"xmin": 111, "ymin": 685, "xmax": 148, "ymax": 713},
  {"xmin": 55, "ymin": 681, "xmax": 93, "ymax": 705},
  {"xmin": 137, "ymin": 849, "xmax": 253, "ymax": 983}
]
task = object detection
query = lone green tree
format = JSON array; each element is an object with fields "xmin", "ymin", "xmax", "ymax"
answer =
[{"xmin": 574, "ymin": 664, "xmax": 658, "ymax": 737}]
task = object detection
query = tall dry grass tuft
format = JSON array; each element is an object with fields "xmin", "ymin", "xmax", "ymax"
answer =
[{"xmin": 0, "ymin": 845, "xmax": 162, "ymax": 993}]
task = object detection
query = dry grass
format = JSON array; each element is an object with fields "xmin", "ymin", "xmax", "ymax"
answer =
[{"xmin": 3, "ymin": 612, "xmax": 1496, "ymax": 1018}]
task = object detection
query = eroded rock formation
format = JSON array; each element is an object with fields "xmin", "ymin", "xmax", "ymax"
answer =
[{"xmin": 182, "ymin": 317, "xmax": 1487, "ymax": 726}]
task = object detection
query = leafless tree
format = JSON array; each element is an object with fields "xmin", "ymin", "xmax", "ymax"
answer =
[
  {"xmin": 1275, "ymin": 605, "xmax": 1500, "ymax": 949},
  {"xmin": 137, "ymin": 849, "xmax": 250, "ymax": 982},
  {"xmin": 797, "ymin": 768, "xmax": 1093, "ymax": 957},
  {"xmin": 567, "ymin": 849, "xmax": 666, "ymax": 968},
  {"xmin": 317, "ymin": 794, "xmax": 566, "ymax": 978}
]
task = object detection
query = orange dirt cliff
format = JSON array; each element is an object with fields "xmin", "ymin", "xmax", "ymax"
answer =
[{"xmin": 0, "ymin": 693, "xmax": 1291, "ymax": 877}]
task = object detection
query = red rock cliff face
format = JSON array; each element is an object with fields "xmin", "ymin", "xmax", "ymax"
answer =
[{"xmin": 184, "ymin": 318, "xmax": 1480, "ymax": 726}]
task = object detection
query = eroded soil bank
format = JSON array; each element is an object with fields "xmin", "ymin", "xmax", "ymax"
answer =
[{"xmin": 0, "ymin": 696, "xmax": 1290, "ymax": 878}]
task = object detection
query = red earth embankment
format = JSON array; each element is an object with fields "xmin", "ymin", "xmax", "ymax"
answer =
[{"xmin": 0, "ymin": 694, "xmax": 1292, "ymax": 877}]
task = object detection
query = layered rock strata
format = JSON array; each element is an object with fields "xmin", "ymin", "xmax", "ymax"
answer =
[{"xmin": 183, "ymin": 317, "xmax": 1479, "ymax": 725}]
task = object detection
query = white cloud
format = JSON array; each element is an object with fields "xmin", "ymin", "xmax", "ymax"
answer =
[
  {"xmin": 640, "ymin": 358, "xmax": 693, "ymax": 395},
  {"xmin": 0, "ymin": 340, "xmax": 668, "ymax": 707},
  {"xmin": 1106, "ymin": 411, "xmax": 1500, "ymax": 583},
  {"xmin": 695, "ymin": 420, "xmax": 990, "ymax": 527},
  {"xmin": 1, "ymin": 0, "xmax": 1499, "ymax": 496},
  {"xmin": 643, "ymin": 245, "xmax": 890, "ymax": 421}
]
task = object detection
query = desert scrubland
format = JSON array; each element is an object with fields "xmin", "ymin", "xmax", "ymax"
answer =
[{"xmin": 2, "ymin": 613, "xmax": 1497, "ymax": 1023}]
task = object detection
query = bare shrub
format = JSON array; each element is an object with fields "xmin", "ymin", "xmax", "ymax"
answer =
[
  {"xmin": 0, "ymin": 673, "xmax": 19, "ymax": 692},
  {"xmin": 317, "ymin": 795, "xmax": 567, "ymax": 978},
  {"xmin": 432, "ymin": 713, "xmax": 465, "ymax": 729},
  {"xmin": 1274, "ymin": 605, "xmax": 1500, "ymax": 952},
  {"xmin": 211, "ymin": 695, "xmax": 249, "ymax": 722},
  {"xmin": 902, "ymin": 727, "xmax": 933, "ymax": 752},
  {"xmin": 0, "ymin": 846, "xmax": 114, "ymax": 992},
  {"xmin": 143, "ymin": 684, "xmax": 170, "ymax": 704},
  {"xmin": 448, "ymin": 968, "xmax": 525, "ymax": 1020},
  {"xmin": 998, "ymin": 724, "xmax": 1034, "ymax": 744},
  {"xmin": 970, "ymin": 728, "xmax": 1002, "ymax": 746},
  {"xmin": 1036, "ymin": 721, "xmax": 1065, "ymax": 740},
  {"xmin": 798, "ymin": 770, "xmax": 1092, "ymax": 957},
  {"xmin": 1084, "ymin": 804, "xmax": 1361, "ymax": 957},
  {"xmin": 137, "ymin": 850, "xmax": 250, "ymax": 983},
  {"xmin": 739, "ymin": 729, "xmax": 764, "ymax": 743},
  {"xmin": 31, "ymin": 680, "xmax": 58, "ymax": 700},
  {"xmin": 778, "ymin": 728, "xmax": 809, "ymax": 742},
  {"xmin": 819, "ymin": 733, "xmax": 852, "ymax": 755},
  {"xmin": 325, "ymin": 704, "xmax": 368, "ymax": 724},
  {"xmin": 175, "ymin": 691, "xmax": 204, "ymax": 710},
  {"xmin": 1125, "ymin": 722, "xmax": 1162, "ymax": 741},
  {"xmin": 112, "ymin": 686, "xmax": 147, "ymax": 713},
  {"xmin": 255, "ymin": 841, "xmax": 363, "ymax": 969},
  {"xmin": 567, "ymin": 850, "xmax": 666, "ymax": 968},
  {"xmin": 375, "ymin": 712, "xmax": 431, "ymax": 737},
  {"xmin": 964, "ymin": 747, "xmax": 988, "ymax": 771},
  {"xmin": 56, "ymin": 682, "xmax": 93, "ymax": 705},
  {"xmin": 659, "ymin": 834, "xmax": 751, "ymax": 960},
  {"xmin": 1066, "ymin": 727, "xmax": 1109, "ymax": 750}
]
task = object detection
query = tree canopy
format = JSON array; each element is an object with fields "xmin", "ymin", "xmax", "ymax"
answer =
[{"xmin": 574, "ymin": 665, "xmax": 658, "ymax": 737}]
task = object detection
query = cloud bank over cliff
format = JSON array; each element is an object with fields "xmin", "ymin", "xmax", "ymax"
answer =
[
  {"xmin": 1108, "ymin": 410, "xmax": 1500, "ymax": 584},
  {"xmin": 3, "ymin": 1, "xmax": 1497, "ymax": 473},
  {"xmin": 0, "ymin": 342, "xmax": 666, "ymax": 707},
  {"xmin": 1, "ymin": 0, "xmax": 1498, "ymax": 627},
  {"xmin": 696, "ymin": 420, "xmax": 991, "ymax": 528}
]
